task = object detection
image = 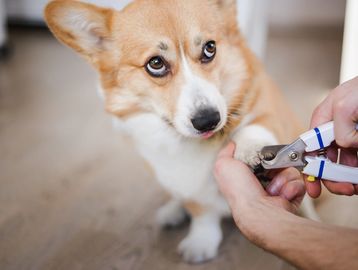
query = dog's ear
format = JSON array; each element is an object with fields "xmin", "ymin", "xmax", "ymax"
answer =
[
  {"xmin": 211, "ymin": 0, "xmax": 238, "ymax": 34},
  {"xmin": 44, "ymin": 0, "xmax": 114, "ymax": 64}
]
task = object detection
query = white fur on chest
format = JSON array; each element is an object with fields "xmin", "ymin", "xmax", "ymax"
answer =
[{"xmin": 114, "ymin": 114, "xmax": 226, "ymax": 203}]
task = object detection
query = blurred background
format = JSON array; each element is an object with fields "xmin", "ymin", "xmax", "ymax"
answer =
[{"xmin": 0, "ymin": 0, "xmax": 357, "ymax": 270}]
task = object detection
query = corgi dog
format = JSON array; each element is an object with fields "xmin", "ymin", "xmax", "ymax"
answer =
[{"xmin": 45, "ymin": 0, "xmax": 318, "ymax": 264}]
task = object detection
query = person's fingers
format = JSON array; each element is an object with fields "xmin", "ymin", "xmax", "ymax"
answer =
[
  {"xmin": 280, "ymin": 179, "xmax": 306, "ymax": 207},
  {"xmin": 310, "ymin": 93, "xmax": 334, "ymax": 129},
  {"xmin": 311, "ymin": 77, "xmax": 358, "ymax": 147},
  {"xmin": 337, "ymin": 148, "xmax": 358, "ymax": 166},
  {"xmin": 322, "ymin": 180, "xmax": 355, "ymax": 196},
  {"xmin": 267, "ymin": 168, "xmax": 305, "ymax": 209},
  {"xmin": 355, "ymin": 184, "xmax": 358, "ymax": 195},
  {"xmin": 326, "ymin": 143, "xmax": 358, "ymax": 166},
  {"xmin": 304, "ymin": 177, "xmax": 322, "ymax": 198},
  {"xmin": 333, "ymin": 94, "xmax": 358, "ymax": 148},
  {"xmin": 266, "ymin": 167, "xmax": 301, "ymax": 195},
  {"xmin": 304, "ymin": 146, "xmax": 357, "ymax": 197}
]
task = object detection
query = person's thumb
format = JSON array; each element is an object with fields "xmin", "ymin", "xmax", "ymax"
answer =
[
  {"xmin": 217, "ymin": 141, "xmax": 236, "ymax": 159},
  {"xmin": 215, "ymin": 143, "xmax": 265, "ymax": 206}
]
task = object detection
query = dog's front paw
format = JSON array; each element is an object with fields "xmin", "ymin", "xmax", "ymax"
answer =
[
  {"xmin": 177, "ymin": 233, "xmax": 219, "ymax": 264},
  {"xmin": 234, "ymin": 143, "xmax": 264, "ymax": 168},
  {"xmin": 156, "ymin": 200, "xmax": 187, "ymax": 228},
  {"xmin": 232, "ymin": 124, "xmax": 278, "ymax": 169}
]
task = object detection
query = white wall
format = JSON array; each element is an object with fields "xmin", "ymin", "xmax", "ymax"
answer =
[
  {"xmin": 269, "ymin": 0, "xmax": 346, "ymax": 28},
  {"xmin": 340, "ymin": 0, "xmax": 358, "ymax": 83},
  {"xmin": 5, "ymin": 0, "xmax": 346, "ymax": 28},
  {"xmin": 5, "ymin": 0, "xmax": 131, "ymax": 20},
  {"xmin": 5, "ymin": 0, "xmax": 49, "ymax": 21}
]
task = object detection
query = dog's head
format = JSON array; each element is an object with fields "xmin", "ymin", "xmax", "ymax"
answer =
[{"xmin": 45, "ymin": 0, "xmax": 252, "ymax": 139}]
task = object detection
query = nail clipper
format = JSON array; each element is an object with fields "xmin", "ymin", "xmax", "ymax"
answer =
[{"xmin": 259, "ymin": 121, "xmax": 358, "ymax": 184}]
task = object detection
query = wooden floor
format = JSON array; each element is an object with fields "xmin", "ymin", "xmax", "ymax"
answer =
[{"xmin": 1, "ymin": 26, "xmax": 357, "ymax": 270}]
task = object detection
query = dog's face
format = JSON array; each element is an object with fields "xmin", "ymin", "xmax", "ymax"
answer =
[{"xmin": 45, "ymin": 0, "xmax": 251, "ymax": 139}]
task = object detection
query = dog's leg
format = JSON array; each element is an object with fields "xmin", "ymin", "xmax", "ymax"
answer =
[
  {"xmin": 233, "ymin": 124, "xmax": 278, "ymax": 168},
  {"xmin": 178, "ymin": 202, "xmax": 222, "ymax": 263},
  {"xmin": 156, "ymin": 199, "xmax": 187, "ymax": 228}
]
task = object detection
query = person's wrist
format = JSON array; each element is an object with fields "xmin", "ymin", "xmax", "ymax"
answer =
[
  {"xmin": 231, "ymin": 197, "xmax": 274, "ymax": 244},
  {"xmin": 233, "ymin": 197, "xmax": 299, "ymax": 249}
]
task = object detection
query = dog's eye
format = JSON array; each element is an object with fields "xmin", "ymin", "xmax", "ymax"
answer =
[
  {"xmin": 201, "ymin": 41, "xmax": 216, "ymax": 63},
  {"xmin": 146, "ymin": 56, "xmax": 169, "ymax": 77}
]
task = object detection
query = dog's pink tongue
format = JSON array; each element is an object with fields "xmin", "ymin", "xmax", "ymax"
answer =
[{"xmin": 201, "ymin": 131, "xmax": 214, "ymax": 139}]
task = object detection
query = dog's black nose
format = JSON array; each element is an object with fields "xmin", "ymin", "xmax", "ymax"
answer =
[{"xmin": 191, "ymin": 109, "xmax": 221, "ymax": 132}]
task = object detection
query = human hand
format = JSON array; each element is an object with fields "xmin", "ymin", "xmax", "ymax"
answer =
[
  {"xmin": 214, "ymin": 142, "xmax": 306, "ymax": 241},
  {"xmin": 305, "ymin": 77, "xmax": 358, "ymax": 198}
]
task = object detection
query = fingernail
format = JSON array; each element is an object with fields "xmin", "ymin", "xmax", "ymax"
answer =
[{"xmin": 267, "ymin": 182, "xmax": 279, "ymax": 195}]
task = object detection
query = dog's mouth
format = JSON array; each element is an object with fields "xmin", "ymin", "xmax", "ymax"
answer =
[
  {"xmin": 200, "ymin": 130, "xmax": 215, "ymax": 139},
  {"xmin": 196, "ymin": 121, "xmax": 226, "ymax": 139}
]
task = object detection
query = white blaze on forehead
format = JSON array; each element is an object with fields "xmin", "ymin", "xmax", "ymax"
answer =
[
  {"xmin": 179, "ymin": 45, "xmax": 221, "ymax": 108},
  {"xmin": 180, "ymin": 45, "xmax": 195, "ymax": 83},
  {"xmin": 173, "ymin": 45, "xmax": 227, "ymax": 137}
]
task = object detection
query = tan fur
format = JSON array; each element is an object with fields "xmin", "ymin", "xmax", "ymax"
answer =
[
  {"xmin": 183, "ymin": 201, "xmax": 206, "ymax": 217},
  {"xmin": 250, "ymin": 75, "xmax": 304, "ymax": 143}
]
